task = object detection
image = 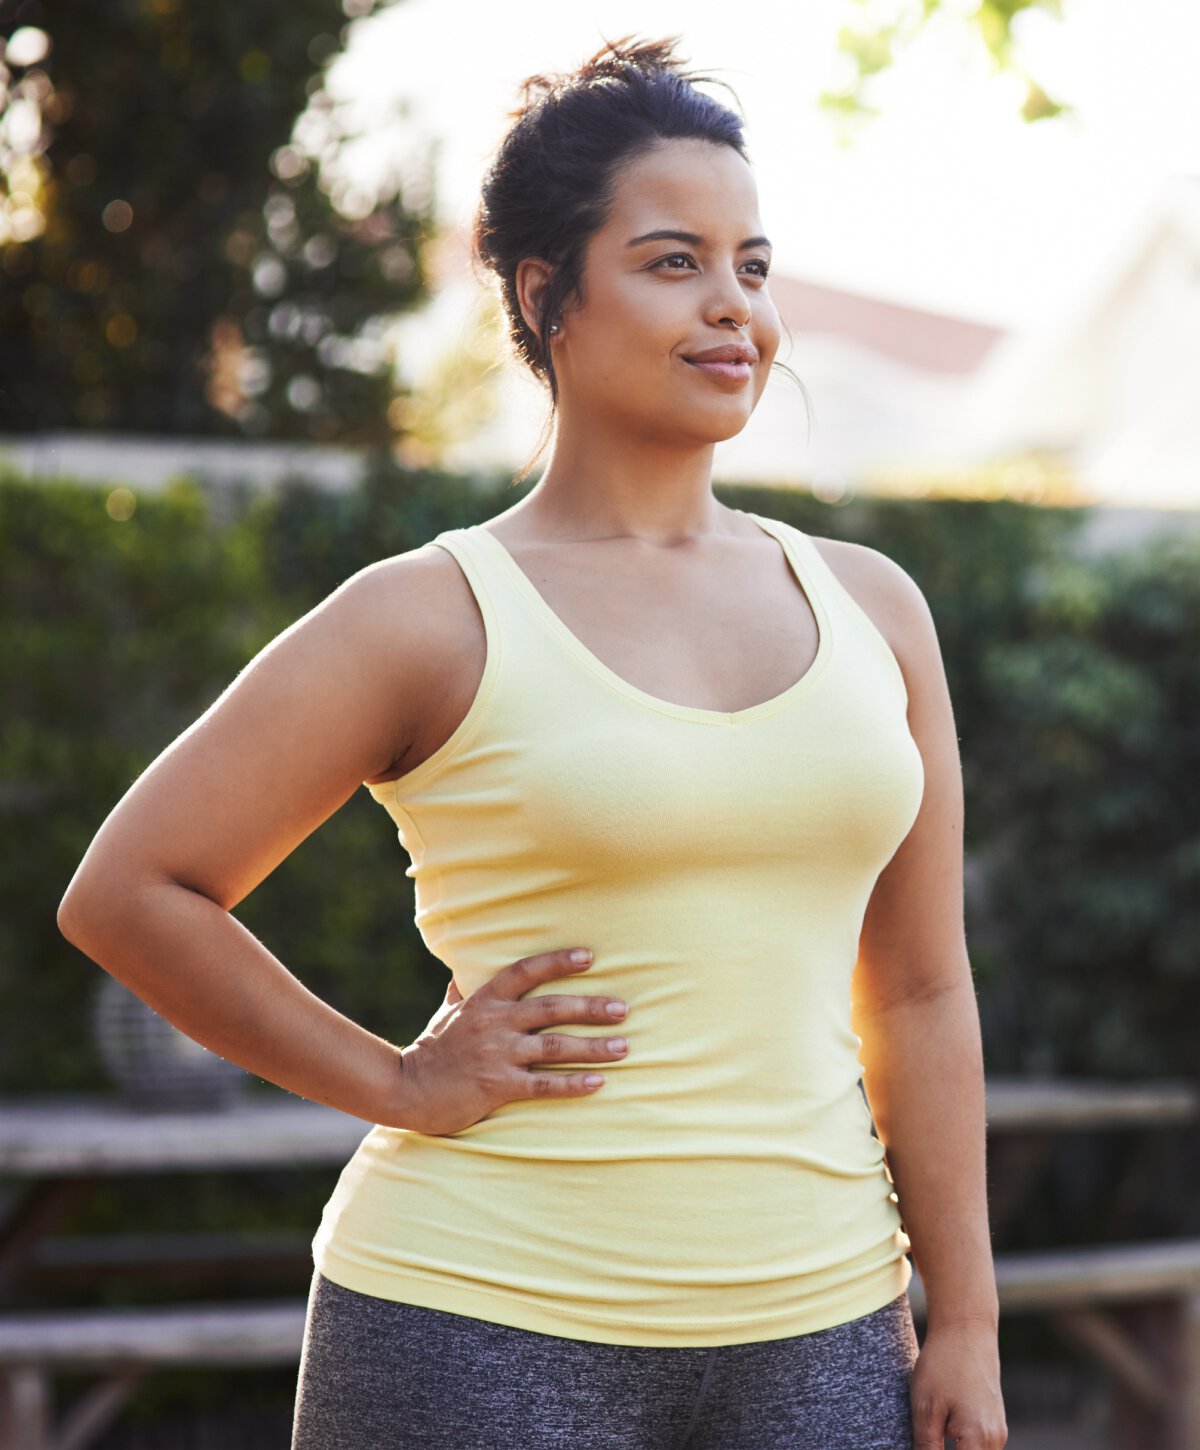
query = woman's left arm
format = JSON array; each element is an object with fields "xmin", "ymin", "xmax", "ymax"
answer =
[{"xmin": 834, "ymin": 542, "xmax": 1007, "ymax": 1450}]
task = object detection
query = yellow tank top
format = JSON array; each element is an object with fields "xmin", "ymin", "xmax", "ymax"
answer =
[{"xmin": 312, "ymin": 510, "xmax": 923, "ymax": 1346}]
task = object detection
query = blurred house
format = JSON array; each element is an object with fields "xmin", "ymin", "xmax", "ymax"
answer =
[
  {"xmin": 3, "ymin": 176, "xmax": 1196, "ymax": 518},
  {"xmin": 394, "ymin": 174, "xmax": 1200, "ymax": 514},
  {"xmin": 398, "ymin": 219, "xmax": 1008, "ymax": 503},
  {"xmin": 958, "ymin": 172, "xmax": 1200, "ymax": 511}
]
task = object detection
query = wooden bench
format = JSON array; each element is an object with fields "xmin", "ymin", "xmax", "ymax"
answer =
[
  {"xmin": 6, "ymin": 1239, "xmax": 1200, "ymax": 1450},
  {"xmin": 0, "ymin": 1298, "xmax": 307, "ymax": 1450},
  {"xmin": 910, "ymin": 1239, "xmax": 1200, "ymax": 1449}
]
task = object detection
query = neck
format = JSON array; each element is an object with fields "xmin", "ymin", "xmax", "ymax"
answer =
[{"xmin": 511, "ymin": 417, "xmax": 741, "ymax": 545}]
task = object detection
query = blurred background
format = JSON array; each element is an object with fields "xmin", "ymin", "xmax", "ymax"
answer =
[{"xmin": 2, "ymin": 1, "xmax": 1198, "ymax": 1446}]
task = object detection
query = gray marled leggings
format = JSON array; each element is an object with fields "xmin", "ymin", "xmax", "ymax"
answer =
[{"xmin": 291, "ymin": 1271, "xmax": 918, "ymax": 1449}]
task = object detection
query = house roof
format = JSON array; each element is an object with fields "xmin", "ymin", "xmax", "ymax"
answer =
[{"xmin": 768, "ymin": 274, "xmax": 1005, "ymax": 375}]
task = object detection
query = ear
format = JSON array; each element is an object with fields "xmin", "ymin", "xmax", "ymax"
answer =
[{"xmin": 515, "ymin": 256, "xmax": 556, "ymax": 342}]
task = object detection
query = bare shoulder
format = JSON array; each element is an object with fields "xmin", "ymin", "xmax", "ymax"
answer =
[
  {"xmin": 805, "ymin": 530, "xmax": 962, "ymax": 818},
  {"xmin": 303, "ymin": 536, "xmax": 483, "ymax": 701},
  {"xmin": 324, "ymin": 538, "xmax": 475, "ymax": 645},
  {"xmin": 56, "ymin": 535, "xmax": 487, "ymax": 917},
  {"xmin": 325, "ymin": 535, "xmax": 483, "ymax": 744},
  {"xmin": 805, "ymin": 532, "xmax": 943, "ymax": 688}
]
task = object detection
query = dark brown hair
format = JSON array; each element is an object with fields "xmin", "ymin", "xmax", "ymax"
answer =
[{"xmin": 471, "ymin": 33, "xmax": 809, "ymax": 482}]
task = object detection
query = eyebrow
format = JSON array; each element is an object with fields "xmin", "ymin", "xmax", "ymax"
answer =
[{"xmin": 626, "ymin": 229, "xmax": 773, "ymax": 251}]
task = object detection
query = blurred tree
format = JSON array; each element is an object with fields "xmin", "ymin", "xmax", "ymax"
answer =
[
  {"xmin": 974, "ymin": 533, "xmax": 1200, "ymax": 1077},
  {"xmin": 0, "ymin": 0, "xmax": 434, "ymax": 444},
  {"xmin": 821, "ymin": 0, "xmax": 1069, "ymax": 133},
  {"xmin": 0, "ymin": 468, "xmax": 278, "ymax": 1090}
]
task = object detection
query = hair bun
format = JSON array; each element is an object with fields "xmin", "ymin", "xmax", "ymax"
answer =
[
  {"xmin": 577, "ymin": 33, "xmax": 691, "ymax": 80},
  {"xmin": 508, "ymin": 33, "xmax": 703, "ymax": 119}
]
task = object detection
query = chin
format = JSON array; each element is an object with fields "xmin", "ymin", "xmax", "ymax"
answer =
[
  {"xmin": 689, "ymin": 405, "xmax": 758, "ymax": 446},
  {"xmin": 619, "ymin": 387, "xmax": 758, "ymax": 446},
  {"xmin": 647, "ymin": 393, "xmax": 756, "ymax": 442},
  {"xmin": 715, "ymin": 409, "xmax": 758, "ymax": 441}
]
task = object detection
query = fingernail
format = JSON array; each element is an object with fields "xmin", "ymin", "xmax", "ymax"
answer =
[
  {"xmin": 605, "ymin": 1002, "xmax": 627, "ymax": 1018},
  {"xmin": 570, "ymin": 949, "xmax": 592, "ymax": 964},
  {"xmin": 607, "ymin": 1038, "xmax": 627, "ymax": 1052}
]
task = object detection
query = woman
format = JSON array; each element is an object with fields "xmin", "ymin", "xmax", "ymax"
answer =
[{"xmin": 58, "ymin": 34, "xmax": 1006, "ymax": 1450}]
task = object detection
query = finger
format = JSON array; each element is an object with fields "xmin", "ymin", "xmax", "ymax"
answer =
[
  {"xmin": 525, "ymin": 1031, "xmax": 629, "ymax": 1066},
  {"xmin": 514, "ymin": 993, "xmax": 628, "ymax": 1029},
  {"xmin": 445, "ymin": 977, "xmax": 463, "ymax": 1004},
  {"xmin": 942, "ymin": 1421, "xmax": 1008, "ymax": 1449},
  {"xmin": 514, "ymin": 1067, "xmax": 608, "ymax": 1099},
  {"xmin": 487, "ymin": 948, "xmax": 594, "ymax": 1001},
  {"xmin": 912, "ymin": 1420, "xmax": 949, "ymax": 1450}
]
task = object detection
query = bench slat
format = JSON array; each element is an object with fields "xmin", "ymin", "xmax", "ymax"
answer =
[
  {"xmin": 909, "ymin": 1239, "xmax": 1200, "ymax": 1317},
  {"xmin": 984, "ymin": 1079, "xmax": 1200, "ymax": 1131},
  {"xmin": 0, "ymin": 1301, "xmax": 306, "ymax": 1367},
  {"xmin": 31, "ymin": 1231, "xmax": 312, "ymax": 1271}
]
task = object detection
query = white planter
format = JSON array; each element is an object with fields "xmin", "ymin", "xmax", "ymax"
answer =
[{"xmin": 91, "ymin": 973, "xmax": 250, "ymax": 1112}]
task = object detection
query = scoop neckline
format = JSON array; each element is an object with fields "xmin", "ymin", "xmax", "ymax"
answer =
[{"xmin": 471, "ymin": 509, "xmax": 833, "ymax": 726}]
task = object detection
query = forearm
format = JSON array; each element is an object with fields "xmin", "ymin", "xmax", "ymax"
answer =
[
  {"xmin": 59, "ymin": 879, "xmax": 413, "ymax": 1127},
  {"xmin": 857, "ymin": 980, "xmax": 999, "ymax": 1333}
]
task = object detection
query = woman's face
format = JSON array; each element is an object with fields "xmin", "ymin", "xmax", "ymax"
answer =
[{"xmin": 535, "ymin": 137, "xmax": 783, "ymax": 445}]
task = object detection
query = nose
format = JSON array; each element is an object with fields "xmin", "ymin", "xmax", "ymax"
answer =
[{"xmin": 704, "ymin": 261, "xmax": 751, "ymax": 329}]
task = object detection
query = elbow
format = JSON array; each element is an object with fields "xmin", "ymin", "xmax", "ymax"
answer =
[
  {"xmin": 57, "ymin": 875, "xmax": 102, "ymax": 954},
  {"xmin": 57, "ymin": 863, "xmax": 127, "ymax": 959},
  {"xmin": 58, "ymin": 862, "xmax": 197, "ymax": 961}
]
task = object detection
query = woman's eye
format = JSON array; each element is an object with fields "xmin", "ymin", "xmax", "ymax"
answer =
[{"xmin": 654, "ymin": 253, "xmax": 770, "ymax": 280}]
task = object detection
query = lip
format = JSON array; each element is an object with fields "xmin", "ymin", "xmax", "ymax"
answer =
[
  {"xmin": 683, "ymin": 357, "xmax": 754, "ymax": 384},
  {"xmin": 682, "ymin": 344, "xmax": 758, "ymax": 365}
]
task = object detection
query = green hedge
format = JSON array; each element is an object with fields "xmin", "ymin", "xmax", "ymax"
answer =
[
  {"xmin": 973, "ymin": 532, "xmax": 1200, "ymax": 1075},
  {"xmin": 0, "ymin": 461, "xmax": 482, "ymax": 1096},
  {"xmin": 2, "ymin": 462, "xmax": 1197, "ymax": 1095}
]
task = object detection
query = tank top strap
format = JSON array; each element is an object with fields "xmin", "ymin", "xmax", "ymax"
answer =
[
  {"xmin": 424, "ymin": 524, "xmax": 514, "ymax": 643},
  {"xmin": 766, "ymin": 516, "xmax": 910, "ymax": 703},
  {"xmin": 425, "ymin": 522, "xmax": 568, "ymax": 701},
  {"xmin": 431, "ymin": 520, "xmax": 603, "ymax": 678}
]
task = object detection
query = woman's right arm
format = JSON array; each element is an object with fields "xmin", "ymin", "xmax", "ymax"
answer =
[
  {"xmin": 56, "ymin": 549, "xmax": 630, "ymax": 1130},
  {"xmin": 57, "ymin": 552, "xmax": 444, "ymax": 1125}
]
